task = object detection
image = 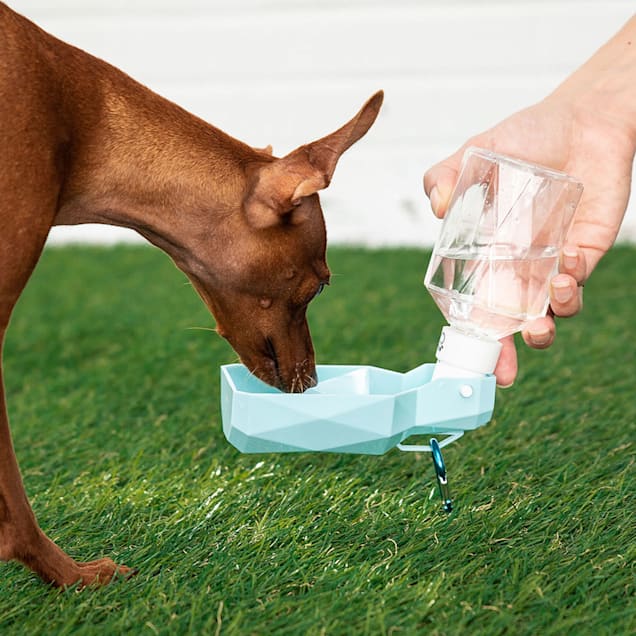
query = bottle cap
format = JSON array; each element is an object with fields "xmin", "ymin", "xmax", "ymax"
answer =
[{"xmin": 432, "ymin": 326, "xmax": 502, "ymax": 379}]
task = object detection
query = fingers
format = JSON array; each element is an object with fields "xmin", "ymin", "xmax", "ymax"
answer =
[
  {"xmin": 522, "ymin": 315, "xmax": 556, "ymax": 349},
  {"xmin": 560, "ymin": 245, "xmax": 587, "ymax": 283},
  {"xmin": 497, "ymin": 316, "xmax": 554, "ymax": 388},
  {"xmin": 424, "ymin": 171, "xmax": 456, "ymax": 218},
  {"xmin": 518, "ymin": 245, "xmax": 585, "ymax": 366},
  {"xmin": 550, "ymin": 275, "xmax": 583, "ymax": 317},
  {"xmin": 493, "ymin": 335, "xmax": 518, "ymax": 388},
  {"xmin": 423, "ymin": 152, "xmax": 464, "ymax": 218},
  {"xmin": 550, "ymin": 244, "xmax": 586, "ymax": 318}
]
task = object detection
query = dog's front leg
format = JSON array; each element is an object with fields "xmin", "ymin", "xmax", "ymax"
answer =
[
  {"xmin": 0, "ymin": 328, "xmax": 138, "ymax": 589},
  {"xmin": 0, "ymin": 182, "xmax": 136, "ymax": 587}
]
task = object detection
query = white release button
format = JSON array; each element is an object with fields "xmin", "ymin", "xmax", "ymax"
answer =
[{"xmin": 459, "ymin": 384, "xmax": 474, "ymax": 398}]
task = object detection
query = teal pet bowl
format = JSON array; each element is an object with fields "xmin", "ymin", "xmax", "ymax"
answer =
[{"xmin": 221, "ymin": 363, "xmax": 496, "ymax": 455}]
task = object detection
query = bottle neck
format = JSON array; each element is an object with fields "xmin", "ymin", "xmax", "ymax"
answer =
[{"xmin": 432, "ymin": 326, "xmax": 502, "ymax": 380}]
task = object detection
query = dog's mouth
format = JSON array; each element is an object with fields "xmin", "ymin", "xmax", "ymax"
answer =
[
  {"xmin": 255, "ymin": 337, "xmax": 317, "ymax": 393},
  {"xmin": 264, "ymin": 337, "xmax": 282, "ymax": 385}
]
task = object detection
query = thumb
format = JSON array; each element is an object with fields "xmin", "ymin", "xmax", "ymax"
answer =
[
  {"xmin": 423, "ymin": 147, "xmax": 466, "ymax": 218},
  {"xmin": 493, "ymin": 334, "xmax": 518, "ymax": 388}
]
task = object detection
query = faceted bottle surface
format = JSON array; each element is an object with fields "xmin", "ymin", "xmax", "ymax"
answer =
[
  {"xmin": 425, "ymin": 147, "xmax": 583, "ymax": 377},
  {"xmin": 425, "ymin": 243, "xmax": 559, "ymax": 341}
]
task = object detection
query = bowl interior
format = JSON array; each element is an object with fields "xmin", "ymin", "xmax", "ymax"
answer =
[{"xmin": 225, "ymin": 364, "xmax": 435, "ymax": 397}]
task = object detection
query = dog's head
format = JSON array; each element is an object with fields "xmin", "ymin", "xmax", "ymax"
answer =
[{"xmin": 184, "ymin": 92, "xmax": 383, "ymax": 392}]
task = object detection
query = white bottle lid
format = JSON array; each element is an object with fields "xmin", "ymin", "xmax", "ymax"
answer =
[{"xmin": 432, "ymin": 326, "xmax": 502, "ymax": 379}]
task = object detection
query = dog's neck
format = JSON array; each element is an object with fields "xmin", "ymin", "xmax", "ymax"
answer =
[{"xmin": 53, "ymin": 53, "xmax": 262, "ymax": 260}]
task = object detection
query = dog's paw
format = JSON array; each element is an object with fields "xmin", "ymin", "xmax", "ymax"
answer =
[{"xmin": 73, "ymin": 557, "xmax": 138, "ymax": 589}]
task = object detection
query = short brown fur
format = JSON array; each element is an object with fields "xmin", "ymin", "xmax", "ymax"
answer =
[{"xmin": 0, "ymin": 2, "xmax": 382, "ymax": 587}]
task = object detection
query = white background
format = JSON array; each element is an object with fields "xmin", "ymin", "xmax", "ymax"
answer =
[{"xmin": 10, "ymin": 1, "xmax": 636, "ymax": 247}]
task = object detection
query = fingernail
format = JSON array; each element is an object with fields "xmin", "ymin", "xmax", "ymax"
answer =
[
  {"xmin": 430, "ymin": 186, "xmax": 441, "ymax": 214},
  {"xmin": 528, "ymin": 329, "xmax": 551, "ymax": 346},
  {"xmin": 497, "ymin": 381, "xmax": 514, "ymax": 389},
  {"xmin": 562, "ymin": 247, "xmax": 578, "ymax": 271},
  {"xmin": 552, "ymin": 279, "xmax": 572, "ymax": 304}
]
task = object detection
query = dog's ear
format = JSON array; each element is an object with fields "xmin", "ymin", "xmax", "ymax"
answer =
[{"xmin": 244, "ymin": 91, "xmax": 383, "ymax": 228}]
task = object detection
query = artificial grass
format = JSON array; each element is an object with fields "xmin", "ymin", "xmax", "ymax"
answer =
[{"xmin": 0, "ymin": 244, "xmax": 634, "ymax": 635}]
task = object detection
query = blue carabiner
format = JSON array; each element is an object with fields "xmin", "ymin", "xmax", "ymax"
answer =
[{"xmin": 430, "ymin": 438, "xmax": 453, "ymax": 513}]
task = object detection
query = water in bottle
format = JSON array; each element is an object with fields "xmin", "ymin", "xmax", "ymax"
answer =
[{"xmin": 424, "ymin": 148, "xmax": 583, "ymax": 378}]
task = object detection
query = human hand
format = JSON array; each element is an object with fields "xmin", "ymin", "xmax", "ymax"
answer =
[{"xmin": 423, "ymin": 82, "xmax": 636, "ymax": 386}]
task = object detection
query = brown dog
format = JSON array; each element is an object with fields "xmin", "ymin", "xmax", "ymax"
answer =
[{"xmin": 0, "ymin": 3, "xmax": 382, "ymax": 587}]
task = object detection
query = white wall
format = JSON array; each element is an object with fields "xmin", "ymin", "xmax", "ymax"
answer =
[{"xmin": 10, "ymin": 1, "xmax": 636, "ymax": 247}]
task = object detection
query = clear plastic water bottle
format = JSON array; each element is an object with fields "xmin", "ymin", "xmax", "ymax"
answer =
[{"xmin": 424, "ymin": 147, "xmax": 583, "ymax": 379}]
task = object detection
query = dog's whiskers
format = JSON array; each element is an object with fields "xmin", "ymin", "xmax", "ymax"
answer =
[{"xmin": 302, "ymin": 372, "xmax": 316, "ymax": 390}]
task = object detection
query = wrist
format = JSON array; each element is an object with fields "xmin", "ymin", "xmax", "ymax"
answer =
[{"xmin": 550, "ymin": 15, "xmax": 636, "ymax": 152}]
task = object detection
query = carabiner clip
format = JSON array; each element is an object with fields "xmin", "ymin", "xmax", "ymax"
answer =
[{"xmin": 430, "ymin": 438, "xmax": 452, "ymax": 513}]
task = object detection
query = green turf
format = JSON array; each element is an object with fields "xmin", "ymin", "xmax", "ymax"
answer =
[{"xmin": 0, "ymin": 244, "xmax": 634, "ymax": 635}]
